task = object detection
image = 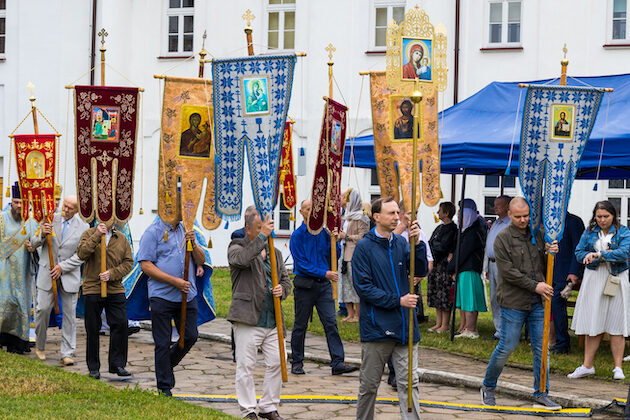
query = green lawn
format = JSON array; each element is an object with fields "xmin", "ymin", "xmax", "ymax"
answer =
[
  {"xmin": 212, "ymin": 268, "xmax": 629, "ymax": 382},
  {"xmin": 0, "ymin": 351, "xmax": 235, "ymax": 419}
]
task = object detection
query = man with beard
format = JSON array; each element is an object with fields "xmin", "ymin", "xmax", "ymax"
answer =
[{"xmin": 0, "ymin": 183, "xmax": 37, "ymax": 353}]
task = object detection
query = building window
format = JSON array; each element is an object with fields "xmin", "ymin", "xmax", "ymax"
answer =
[
  {"xmin": 371, "ymin": 169, "xmax": 379, "ymax": 186},
  {"xmin": 165, "ymin": 0, "xmax": 194, "ymax": 54},
  {"xmin": 613, "ymin": 0, "xmax": 628, "ymax": 40},
  {"xmin": 0, "ymin": 0, "xmax": 6, "ymax": 55},
  {"xmin": 372, "ymin": 1, "xmax": 405, "ymax": 49},
  {"xmin": 487, "ymin": 1, "xmax": 521, "ymax": 45},
  {"xmin": 277, "ymin": 193, "xmax": 295, "ymax": 232},
  {"xmin": 267, "ymin": 0, "xmax": 295, "ymax": 51},
  {"xmin": 484, "ymin": 175, "xmax": 516, "ymax": 188},
  {"xmin": 608, "ymin": 179, "xmax": 630, "ymax": 189}
]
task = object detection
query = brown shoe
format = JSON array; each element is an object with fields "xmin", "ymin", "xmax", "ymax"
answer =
[
  {"xmin": 258, "ymin": 411, "xmax": 284, "ymax": 420},
  {"xmin": 35, "ymin": 348, "xmax": 46, "ymax": 361},
  {"xmin": 61, "ymin": 357, "xmax": 74, "ymax": 366},
  {"xmin": 244, "ymin": 413, "xmax": 258, "ymax": 419}
]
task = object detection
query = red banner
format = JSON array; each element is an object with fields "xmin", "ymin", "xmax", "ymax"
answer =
[
  {"xmin": 74, "ymin": 86, "xmax": 139, "ymax": 224},
  {"xmin": 13, "ymin": 134, "xmax": 57, "ymax": 222},
  {"xmin": 279, "ymin": 121, "xmax": 297, "ymax": 210},
  {"xmin": 307, "ymin": 98, "xmax": 347, "ymax": 234}
]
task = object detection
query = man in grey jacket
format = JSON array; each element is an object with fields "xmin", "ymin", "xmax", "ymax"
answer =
[
  {"xmin": 228, "ymin": 210, "xmax": 292, "ymax": 420},
  {"xmin": 31, "ymin": 195, "xmax": 88, "ymax": 365}
]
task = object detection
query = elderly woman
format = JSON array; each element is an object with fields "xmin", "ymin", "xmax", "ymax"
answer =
[
  {"xmin": 339, "ymin": 189, "xmax": 369, "ymax": 322},
  {"xmin": 447, "ymin": 199, "xmax": 487, "ymax": 339},
  {"xmin": 569, "ymin": 200, "xmax": 630, "ymax": 380}
]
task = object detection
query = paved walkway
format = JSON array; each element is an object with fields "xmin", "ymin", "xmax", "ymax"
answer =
[{"xmin": 26, "ymin": 319, "xmax": 626, "ymax": 419}]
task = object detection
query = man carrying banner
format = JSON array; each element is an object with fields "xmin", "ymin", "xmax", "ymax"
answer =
[
  {"xmin": 481, "ymin": 197, "xmax": 561, "ymax": 410},
  {"xmin": 228, "ymin": 210, "xmax": 292, "ymax": 420},
  {"xmin": 78, "ymin": 222, "xmax": 133, "ymax": 379},
  {"xmin": 137, "ymin": 216, "xmax": 206, "ymax": 397},
  {"xmin": 0, "ymin": 184, "xmax": 37, "ymax": 354},
  {"xmin": 32, "ymin": 195, "xmax": 88, "ymax": 365},
  {"xmin": 289, "ymin": 199, "xmax": 357, "ymax": 376}
]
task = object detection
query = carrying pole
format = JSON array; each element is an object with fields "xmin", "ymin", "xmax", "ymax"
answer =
[
  {"xmin": 325, "ymin": 43, "xmax": 339, "ymax": 300},
  {"xmin": 98, "ymin": 28, "xmax": 109, "ymax": 298},
  {"xmin": 407, "ymin": 79, "xmax": 423, "ymax": 412},
  {"xmin": 450, "ymin": 169, "xmax": 467, "ymax": 341},
  {"xmin": 242, "ymin": 11, "xmax": 287, "ymax": 381}
]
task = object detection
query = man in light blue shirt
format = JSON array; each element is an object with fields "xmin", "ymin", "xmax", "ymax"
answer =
[
  {"xmin": 485, "ymin": 195, "xmax": 511, "ymax": 339},
  {"xmin": 137, "ymin": 217, "xmax": 205, "ymax": 396}
]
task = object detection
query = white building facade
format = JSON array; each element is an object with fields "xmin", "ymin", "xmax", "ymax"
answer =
[{"xmin": 1, "ymin": 0, "xmax": 629, "ymax": 266}]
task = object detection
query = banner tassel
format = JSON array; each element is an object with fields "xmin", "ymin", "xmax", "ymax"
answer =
[
  {"xmin": 224, "ymin": 220, "xmax": 229, "ymax": 230},
  {"xmin": 5, "ymin": 187, "xmax": 9, "ymax": 198},
  {"xmin": 207, "ymin": 237, "xmax": 213, "ymax": 248},
  {"xmin": 593, "ymin": 183, "xmax": 598, "ymax": 191},
  {"xmin": 35, "ymin": 226, "xmax": 40, "ymax": 236},
  {"xmin": 433, "ymin": 213, "xmax": 440, "ymax": 223},
  {"xmin": 186, "ymin": 240, "xmax": 193, "ymax": 251},
  {"xmin": 289, "ymin": 213, "xmax": 295, "ymax": 221},
  {"xmin": 21, "ymin": 225, "xmax": 26, "ymax": 235},
  {"xmin": 163, "ymin": 229, "xmax": 168, "ymax": 242}
]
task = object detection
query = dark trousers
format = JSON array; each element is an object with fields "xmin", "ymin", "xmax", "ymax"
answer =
[
  {"xmin": 84, "ymin": 293, "xmax": 128, "ymax": 372},
  {"xmin": 551, "ymin": 283, "xmax": 570, "ymax": 350},
  {"xmin": 290, "ymin": 277, "xmax": 344, "ymax": 369},
  {"xmin": 150, "ymin": 297, "xmax": 198, "ymax": 392}
]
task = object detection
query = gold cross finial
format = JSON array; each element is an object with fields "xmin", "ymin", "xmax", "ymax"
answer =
[
  {"xmin": 202, "ymin": 30, "xmax": 207, "ymax": 48},
  {"xmin": 242, "ymin": 9, "xmax": 255, "ymax": 29},
  {"xmin": 562, "ymin": 43, "xmax": 567, "ymax": 60},
  {"xmin": 325, "ymin": 43, "xmax": 336, "ymax": 64},
  {"xmin": 27, "ymin": 82, "xmax": 35, "ymax": 101},
  {"xmin": 98, "ymin": 28, "xmax": 108, "ymax": 48}
]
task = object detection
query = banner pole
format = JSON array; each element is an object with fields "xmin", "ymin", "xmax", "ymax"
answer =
[
  {"xmin": 325, "ymin": 44, "xmax": 339, "ymax": 300},
  {"xmin": 98, "ymin": 28, "xmax": 108, "ymax": 298},
  {"xmin": 178, "ymin": 240, "xmax": 191, "ymax": 349},
  {"xmin": 450, "ymin": 168, "xmax": 467, "ymax": 341},
  {"xmin": 407, "ymin": 79, "xmax": 423, "ymax": 412}
]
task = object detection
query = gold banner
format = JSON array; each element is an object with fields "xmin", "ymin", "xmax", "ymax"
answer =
[{"xmin": 158, "ymin": 76, "xmax": 220, "ymax": 231}]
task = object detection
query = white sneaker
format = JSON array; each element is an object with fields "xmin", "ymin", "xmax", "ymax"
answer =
[
  {"xmin": 613, "ymin": 366, "xmax": 625, "ymax": 380},
  {"xmin": 624, "ymin": 355, "xmax": 630, "ymax": 362},
  {"xmin": 567, "ymin": 365, "xmax": 595, "ymax": 379}
]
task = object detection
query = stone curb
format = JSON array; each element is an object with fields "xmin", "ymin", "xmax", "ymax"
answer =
[{"xmin": 141, "ymin": 323, "xmax": 621, "ymax": 414}]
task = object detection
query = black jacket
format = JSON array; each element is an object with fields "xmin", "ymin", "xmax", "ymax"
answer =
[
  {"xmin": 429, "ymin": 222, "xmax": 457, "ymax": 265},
  {"xmin": 447, "ymin": 218, "xmax": 487, "ymax": 274}
]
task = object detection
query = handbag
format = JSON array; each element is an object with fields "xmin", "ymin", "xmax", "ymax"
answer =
[{"xmin": 604, "ymin": 273, "xmax": 621, "ymax": 297}]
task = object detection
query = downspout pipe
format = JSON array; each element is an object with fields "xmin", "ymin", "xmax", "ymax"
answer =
[{"xmin": 90, "ymin": 0, "xmax": 97, "ymax": 85}]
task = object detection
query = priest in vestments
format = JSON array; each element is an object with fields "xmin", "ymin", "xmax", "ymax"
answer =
[{"xmin": 0, "ymin": 183, "xmax": 37, "ymax": 353}]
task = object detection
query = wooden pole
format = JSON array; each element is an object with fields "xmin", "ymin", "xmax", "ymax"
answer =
[
  {"xmin": 241, "ymin": 13, "xmax": 287, "ymax": 381},
  {"xmin": 268, "ymin": 235, "xmax": 288, "ymax": 382},
  {"xmin": 450, "ymin": 169, "xmax": 467, "ymax": 341},
  {"xmin": 325, "ymin": 43, "xmax": 338, "ymax": 300},
  {"xmin": 98, "ymin": 28, "xmax": 108, "ymax": 298},
  {"xmin": 178, "ymin": 240, "xmax": 191, "ymax": 349},
  {"xmin": 29, "ymin": 88, "xmax": 60, "ymax": 315},
  {"xmin": 540, "ymin": 44, "xmax": 569, "ymax": 392},
  {"xmin": 407, "ymin": 79, "xmax": 423, "ymax": 412}
]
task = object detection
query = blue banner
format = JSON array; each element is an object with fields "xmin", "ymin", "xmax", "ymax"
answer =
[
  {"xmin": 519, "ymin": 85, "xmax": 604, "ymax": 243},
  {"xmin": 212, "ymin": 54, "xmax": 296, "ymax": 219}
]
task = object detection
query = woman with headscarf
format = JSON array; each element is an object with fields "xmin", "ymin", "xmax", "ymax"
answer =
[
  {"xmin": 447, "ymin": 199, "xmax": 487, "ymax": 339},
  {"xmin": 339, "ymin": 189, "xmax": 369, "ymax": 322}
]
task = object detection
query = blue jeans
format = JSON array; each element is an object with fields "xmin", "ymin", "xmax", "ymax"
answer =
[
  {"xmin": 483, "ymin": 303, "xmax": 549, "ymax": 397},
  {"xmin": 290, "ymin": 277, "xmax": 344, "ymax": 369}
]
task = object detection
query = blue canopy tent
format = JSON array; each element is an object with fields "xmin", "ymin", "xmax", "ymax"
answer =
[{"xmin": 343, "ymin": 73, "xmax": 630, "ymax": 179}]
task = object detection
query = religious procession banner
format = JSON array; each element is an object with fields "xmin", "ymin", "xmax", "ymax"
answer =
[
  {"xmin": 371, "ymin": 6, "xmax": 446, "ymax": 210},
  {"xmin": 278, "ymin": 121, "xmax": 297, "ymax": 211},
  {"xmin": 157, "ymin": 76, "xmax": 220, "ymax": 231},
  {"xmin": 308, "ymin": 98, "xmax": 347, "ymax": 234},
  {"xmin": 74, "ymin": 86, "xmax": 139, "ymax": 224},
  {"xmin": 519, "ymin": 85, "xmax": 604, "ymax": 243},
  {"xmin": 12, "ymin": 134, "xmax": 56, "ymax": 222},
  {"xmin": 212, "ymin": 54, "xmax": 296, "ymax": 218}
]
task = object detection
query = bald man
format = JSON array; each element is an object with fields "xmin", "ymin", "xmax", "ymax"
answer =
[
  {"xmin": 481, "ymin": 197, "xmax": 560, "ymax": 410},
  {"xmin": 31, "ymin": 195, "xmax": 89, "ymax": 365}
]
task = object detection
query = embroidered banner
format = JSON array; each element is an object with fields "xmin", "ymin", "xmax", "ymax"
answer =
[
  {"xmin": 74, "ymin": 86, "xmax": 139, "ymax": 224},
  {"xmin": 279, "ymin": 121, "xmax": 297, "ymax": 210},
  {"xmin": 519, "ymin": 85, "xmax": 604, "ymax": 243},
  {"xmin": 212, "ymin": 54, "xmax": 296, "ymax": 219},
  {"xmin": 308, "ymin": 98, "xmax": 347, "ymax": 234},
  {"xmin": 157, "ymin": 76, "xmax": 220, "ymax": 231},
  {"xmin": 369, "ymin": 71, "xmax": 441, "ymax": 209},
  {"xmin": 13, "ymin": 134, "xmax": 57, "ymax": 222}
]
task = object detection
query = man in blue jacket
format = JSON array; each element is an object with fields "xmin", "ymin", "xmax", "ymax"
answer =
[
  {"xmin": 352, "ymin": 197, "xmax": 428, "ymax": 420},
  {"xmin": 289, "ymin": 199, "xmax": 358, "ymax": 376}
]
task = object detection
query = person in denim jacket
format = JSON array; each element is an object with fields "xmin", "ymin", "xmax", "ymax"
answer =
[{"xmin": 568, "ymin": 200, "xmax": 630, "ymax": 381}]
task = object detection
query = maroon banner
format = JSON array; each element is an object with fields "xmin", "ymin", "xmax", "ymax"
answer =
[
  {"xmin": 13, "ymin": 134, "xmax": 57, "ymax": 222},
  {"xmin": 74, "ymin": 86, "xmax": 139, "ymax": 224},
  {"xmin": 307, "ymin": 98, "xmax": 347, "ymax": 234}
]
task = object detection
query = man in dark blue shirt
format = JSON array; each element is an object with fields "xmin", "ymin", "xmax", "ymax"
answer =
[{"xmin": 289, "ymin": 199, "xmax": 358, "ymax": 376}]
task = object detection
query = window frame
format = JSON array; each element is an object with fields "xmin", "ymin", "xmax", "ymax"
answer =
[
  {"xmin": 369, "ymin": 0, "xmax": 405, "ymax": 51},
  {"xmin": 266, "ymin": 0, "xmax": 296, "ymax": 52},
  {"xmin": 162, "ymin": 0, "xmax": 195, "ymax": 57},
  {"xmin": 275, "ymin": 193, "xmax": 296, "ymax": 235},
  {"xmin": 607, "ymin": 0, "xmax": 630, "ymax": 43},
  {"xmin": 482, "ymin": 175, "xmax": 518, "ymax": 218},
  {"xmin": 0, "ymin": 1, "xmax": 6, "ymax": 58},
  {"xmin": 483, "ymin": 0, "xmax": 523, "ymax": 48}
]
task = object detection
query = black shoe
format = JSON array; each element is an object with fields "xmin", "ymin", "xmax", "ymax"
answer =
[
  {"xmin": 332, "ymin": 364, "xmax": 359, "ymax": 375},
  {"xmin": 390, "ymin": 376, "xmax": 397, "ymax": 390},
  {"xmin": 259, "ymin": 411, "xmax": 284, "ymax": 420},
  {"xmin": 244, "ymin": 413, "xmax": 258, "ymax": 420},
  {"xmin": 291, "ymin": 365, "xmax": 305, "ymax": 375},
  {"xmin": 109, "ymin": 367, "xmax": 131, "ymax": 377},
  {"xmin": 159, "ymin": 388, "xmax": 172, "ymax": 397},
  {"xmin": 551, "ymin": 347, "xmax": 569, "ymax": 354},
  {"xmin": 89, "ymin": 370, "xmax": 101, "ymax": 380},
  {"xmin": 127, "ymin": 326, "xmax": 141, "ymax": 336}
]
